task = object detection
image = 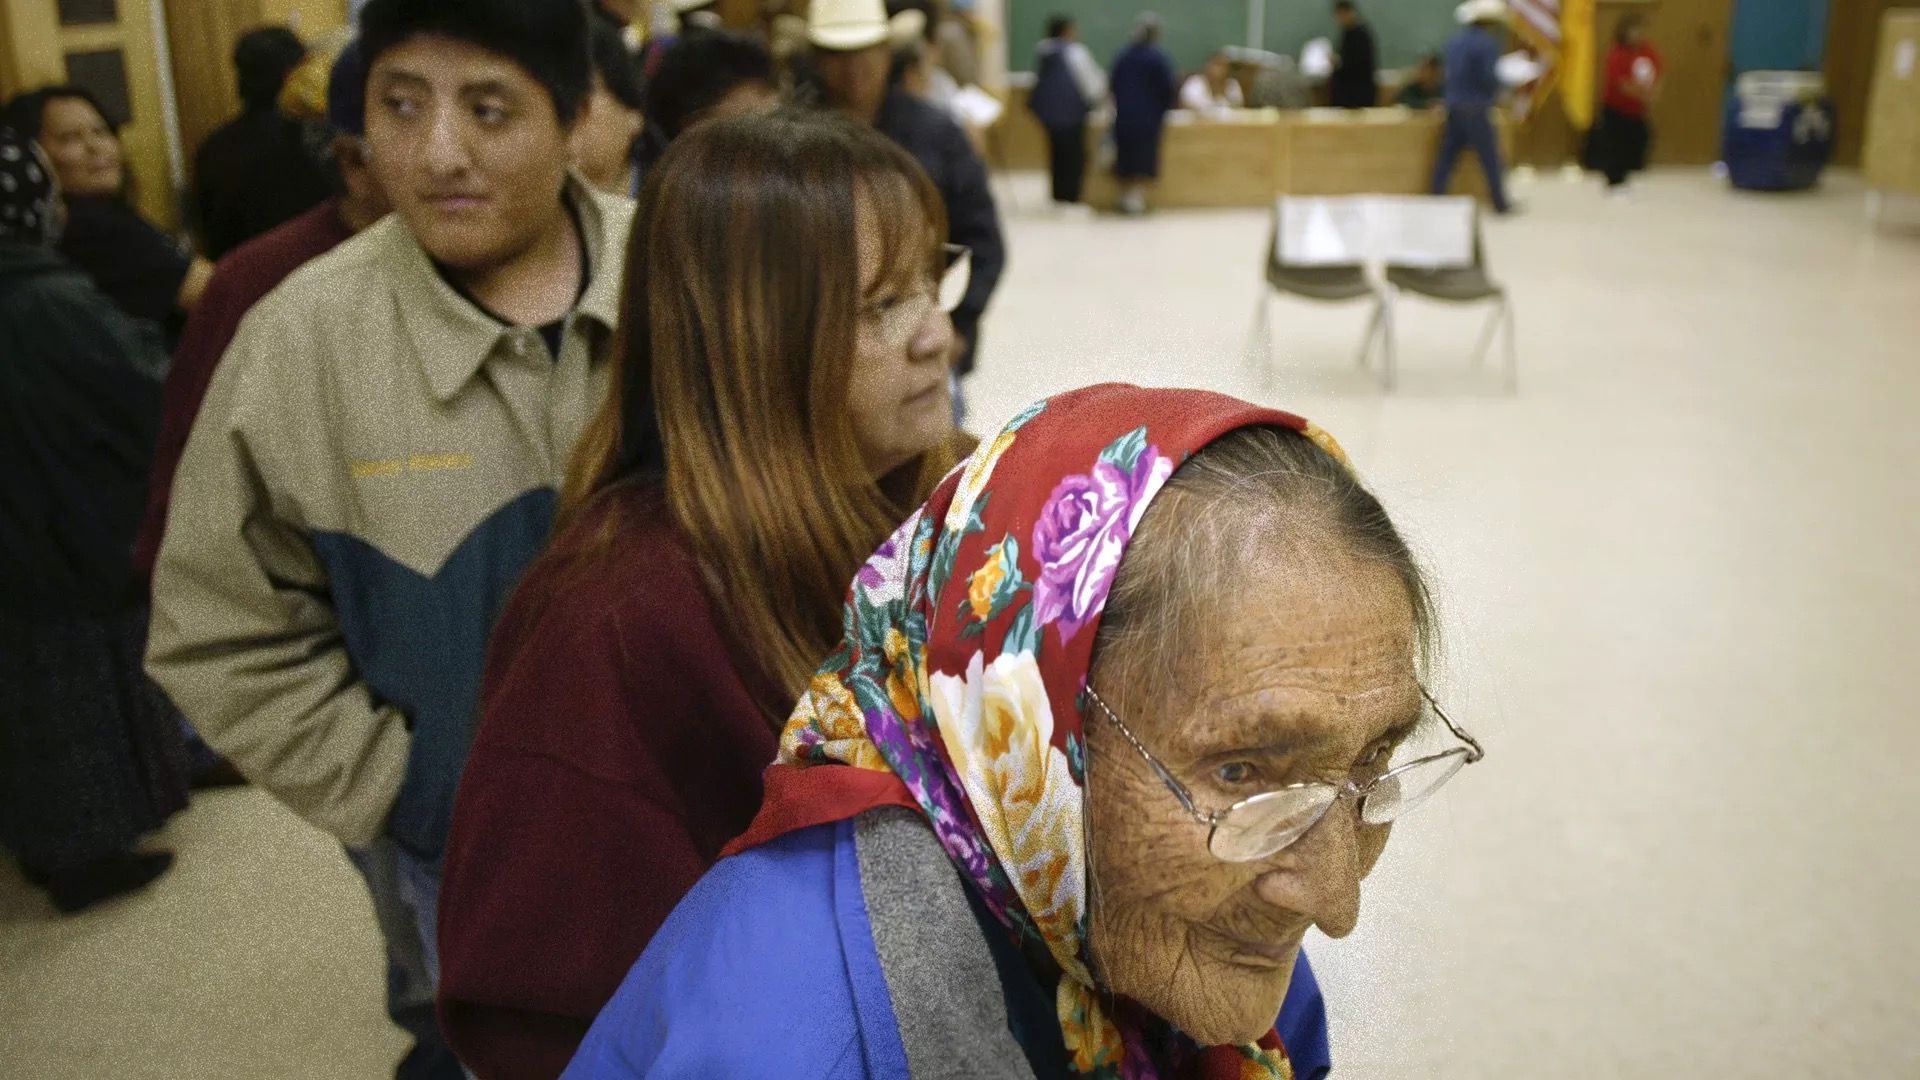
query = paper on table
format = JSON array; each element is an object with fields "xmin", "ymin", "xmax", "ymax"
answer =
[{"xmin": 949, "ymin": 85, "xmax": 1004, "ymax": 128}]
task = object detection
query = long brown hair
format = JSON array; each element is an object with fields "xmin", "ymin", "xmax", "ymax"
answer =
[{"xmin": 564, "ymin": 107, "xmax": 970, "ymax": 711}]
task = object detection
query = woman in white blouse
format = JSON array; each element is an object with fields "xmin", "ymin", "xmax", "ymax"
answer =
[{"xmin": 1180, "ymin": 51, "xmax": 1244, "ymax": 118}]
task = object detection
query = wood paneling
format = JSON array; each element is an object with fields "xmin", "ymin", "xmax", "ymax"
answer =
[
  {"xmin": 1515, "ymin": 0, "xmax": 1733, "ymax": 167},
  {"xmin": 1825, "ymin": 0, "xmax": 1904, "ymax": 166},
  {"xmin": 163, "ymin": 0, "xmax": 263, "ymax": 180},
  {"xmin": 1862, "ymin": 8, "xmax": 1920, "ymax": 191},
  {"xmin": 1642, "ymin": 0, "xmax": 1734, "ymax": 162}
]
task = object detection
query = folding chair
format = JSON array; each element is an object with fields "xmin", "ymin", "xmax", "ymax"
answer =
[
  {"xmin": 1250, "ymin": 222, "xmax": 1391, "ymax": 381},
  {"xmin": 1382, "ymin": 213, "xmax": 1517, "ymax": 392}
]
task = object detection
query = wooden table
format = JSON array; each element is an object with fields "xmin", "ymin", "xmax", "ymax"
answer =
[{"xmin": 992, "ymin": 98, "xmax": 1515, "ymax": 211}]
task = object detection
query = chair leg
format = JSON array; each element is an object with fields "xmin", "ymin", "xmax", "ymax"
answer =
[
  {"xmin": 1357, "ymin": 298, "xmax": 1385, "ymax": 372},
  {"xmin": 1469, "ymin": 303, "xmax": 1502, "ymax": 370},
  {"xmin": 1501, "ymin": 296, "xmax": 1518, "ymax": 393},
  {"xmin": 1381, "ymin": 287, "xmax": 1399, "ymax": 392}
]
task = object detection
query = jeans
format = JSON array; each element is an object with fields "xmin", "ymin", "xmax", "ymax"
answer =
[
  {"xmin": 344, "ymin": 840, "xmax": 465, "ymax": 1080},
  {"xmin": 1431, "ymin": 106, "xmax": 1510, "ymax": 212},
  {"xmin": 1045, "ymin": 122, "xmax": 1088, "ymax": 204}
]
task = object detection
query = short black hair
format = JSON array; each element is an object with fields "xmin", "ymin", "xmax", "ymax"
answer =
[
  {"xmin": 643, "ymin": 30, "xmax": 772, "ymax": 144},
  {"xmin": 357, "ymin": 0, "xmax": 592, "ymax": 126},
  {"xmin": 1333, "ymin": 0, "xmax": 1358, "ymax": 12},
  {"xmin": 1045, "ymin": 14, "xmax": 1074, "ymax": 39},
  {"xmin": 1, "ymin": 84, "xmax": 119, "ymax": 139},
  {"xmin": 235, "ymin": 26, "xmax": 307, "ymax": 110},
  {"xmin": 587, "ymin": 17, "xmax": 644, "ymax": 113},
  {"xmin": 1614, "ymin": 13, "xmax": 1647, "ymax": 45}
]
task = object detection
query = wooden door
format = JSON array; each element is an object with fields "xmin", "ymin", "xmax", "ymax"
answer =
[
  {"xmin": 1824, "ymin": 0, "xmax": 1903, "ymax": 167},
  {"xmin": 1641, "ymin": 0, "xmax": 1735, "ymax": 162},
  {"xmin": 0, "ymin": 0, "xmax": 180, "ymax": 228}
]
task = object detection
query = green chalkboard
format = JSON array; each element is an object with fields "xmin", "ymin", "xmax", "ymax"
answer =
[{"xmin": 1006, "ymin": 0, "xmax": 1462, "ymax": 78}]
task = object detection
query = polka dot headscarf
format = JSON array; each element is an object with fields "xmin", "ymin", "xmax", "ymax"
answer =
[{"xmin": 0, "ymin": 126, "xmax": 59, "ymax": 246}]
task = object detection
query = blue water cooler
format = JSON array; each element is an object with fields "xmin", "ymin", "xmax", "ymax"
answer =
[{"xmin": 1723, "ymin": 71, "xmax": 1834, "ymax": 191}]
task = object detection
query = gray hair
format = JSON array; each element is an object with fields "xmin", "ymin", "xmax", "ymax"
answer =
[{"xmin": 1091, "ymin": 425, "xmax": 1435, "ymax": 704}]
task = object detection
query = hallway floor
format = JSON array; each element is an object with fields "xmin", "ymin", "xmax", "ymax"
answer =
[{"xmin": 5, "ymin": 169, "xmax": 1918, "ymax": 1078}]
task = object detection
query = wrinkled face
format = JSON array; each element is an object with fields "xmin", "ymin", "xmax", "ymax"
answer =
[
  {"xmin": 1085, "ymin": 550, "xmax": 1420, "ymax": 1047},
  {"xmin": 817, "ymin": 43, "xmax": 893, "ymax": 119},
  {"xmin": 37, "ymin": 96, "xmax": 122, "ymax": 197},
  {"xmin": 571, "ymin": 75, "xmax": 644, "ymax": 193},
  {"xmin": 365, "ymin": 34, "xmax": 575, "ymax": 271},
  {"xmin": 848, "ymin": 193, "xmax": 954, "ymax": 477}
]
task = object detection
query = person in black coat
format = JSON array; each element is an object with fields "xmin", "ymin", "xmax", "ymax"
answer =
[
  {"xmin": 3, "ymin": 85, "xmax": 213, "ymax": 347},
  {"xmin": 191, "ymin": 26, "xmax": 336, "ymax": 258},
  {"xmin": 1331, "ymin": 1, "xmax": 1379, "ymax": 109},
  {"xmin": 805, "ymin": 0, "xmax": 1005, "ymax": 404},
  {"xmin": 1109, "ymin": 13, "xmax": 1179, "ymax": 216},
  {"xmin": 0, "ymin": 126, "xmax": 188, "ymax": 914}
]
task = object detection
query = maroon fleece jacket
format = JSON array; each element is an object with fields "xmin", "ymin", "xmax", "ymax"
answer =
[
  {"xmin": 436, "ymin": 482, "xmax": 783, "ymax": 1078},
  {"xmin": 132, "ymin": 198, "xmax": 353, "ymax": 584}
]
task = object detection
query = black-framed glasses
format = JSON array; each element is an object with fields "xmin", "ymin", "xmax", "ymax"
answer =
[{"xmin": 1085, "ymin": 686, "xmax": 1485, "ymax": 863}]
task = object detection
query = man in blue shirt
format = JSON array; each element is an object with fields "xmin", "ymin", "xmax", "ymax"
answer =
[{"xmin": 1432, "ymin": 0, "xmax": 1514, "ymax": 214}]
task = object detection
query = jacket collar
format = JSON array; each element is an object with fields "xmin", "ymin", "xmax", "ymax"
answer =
[{"xmin": 388, "ymin": 174, "xmax": 625, "ymax": 403}]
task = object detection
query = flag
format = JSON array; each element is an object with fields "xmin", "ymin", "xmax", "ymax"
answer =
[{"xmin": 1509, "ymin": 0, "xmax": 1597, "ymax": 130}]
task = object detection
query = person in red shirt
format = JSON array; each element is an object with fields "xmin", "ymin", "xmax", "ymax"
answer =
[
  {"xmin": 1594, "ymin": 14, "xmax": 1664, "ymax": 193},
  {"xmin": 435, "ymin": 108, "xmax": 975, "ymax": 1079}
]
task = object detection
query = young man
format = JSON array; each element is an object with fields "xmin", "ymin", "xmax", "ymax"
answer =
[
  {"xmin": 146, "ymin": 0, "xmax": 632, "ymax": 1059},
  {"xmin": 1330, "ymin": 1, "xmax": 1379, "ymax": 109},
  {"xmin": 1431, "ymin": 0, "xmax": 1514, "ymax": 214},
  {"xmin": 807, "ymin": 0, "xmax": 1003, "ymax": 393}
]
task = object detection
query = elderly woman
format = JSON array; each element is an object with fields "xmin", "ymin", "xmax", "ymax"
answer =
[{"xmin": 564, "ymin": 384, "xmax": 1484, "ymax": 1078}]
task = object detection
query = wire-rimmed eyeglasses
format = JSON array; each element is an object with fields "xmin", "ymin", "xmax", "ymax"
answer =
[{"xmin": 1084, "ymin": 686, "xmax": 1485, "ymax": 863}]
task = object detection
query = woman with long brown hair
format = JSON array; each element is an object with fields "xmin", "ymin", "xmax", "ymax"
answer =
[{"xmin": 434, "ymin": 107, "xmax": 972, "ymax": 1079}]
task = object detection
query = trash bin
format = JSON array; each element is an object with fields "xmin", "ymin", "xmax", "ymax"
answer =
[{"xmin": 1723, "ymin": 71, "xmax": 1834, "ymax": 191}]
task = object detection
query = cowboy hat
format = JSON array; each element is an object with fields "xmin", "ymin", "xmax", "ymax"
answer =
[
  {"xmin": 808, "ymin": 0, "xmax": 925, "ymax": 52},
  {"xmin": 1456, "ymin": 0, "xmax": 1509, "ymax": 25}
]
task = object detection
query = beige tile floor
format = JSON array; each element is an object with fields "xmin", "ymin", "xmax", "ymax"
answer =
[{"xmin": 4, "ymin": 169, "xmax": 1918, "ymax": 1078}]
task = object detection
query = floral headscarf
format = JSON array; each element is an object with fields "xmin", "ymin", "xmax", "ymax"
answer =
[
  {"xmin": 0, "ymin": 127, "xmax": 59, "ymax": 247},
  {"xmin": 727, "ymin": 384, "xmax": 1351, "ymax": 1079}
]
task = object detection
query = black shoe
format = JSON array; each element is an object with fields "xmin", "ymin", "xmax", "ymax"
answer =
[{"xmin": 42, "ymin": 851, "xmax": 174, "ymax": 913}]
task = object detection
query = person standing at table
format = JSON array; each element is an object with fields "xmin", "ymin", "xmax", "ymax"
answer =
[
  {"xmin": 1028, "ymin": 14, "xmax": 1106, "ymax": 211},
  {"xmin": 1109, "ymin": 13, "xmax": 1178, "ymax": 216},
  {"xmin": 1430, "ymin": 0, "xmax": 1514, "ymax": 214},
  {"xmin": 1593, "ymin": 14, "xmax": 1663, "ymax": 195},
  {"xmin": 1330, "ymin": 1, "xmax": 1379, "ymax": 109}
]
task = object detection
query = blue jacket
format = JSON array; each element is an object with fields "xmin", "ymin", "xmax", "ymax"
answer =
[
  {"xmin": 1110, "ymin": 41, "xmax": 1178, "ymax": 134},
  {"xmin": 1443, "ymin": 27, "xmax": 1503, "ymax": 110},
  {"xmin": 564, "ymin": 816, "xmax": 1333, "ymax": 1078}
]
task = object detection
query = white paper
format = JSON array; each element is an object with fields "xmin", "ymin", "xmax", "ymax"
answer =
[
  {"xmin": 1896, "ymin": 40, "xmax": 1916, "ymax": 80},
  {"xmin": 1497, "ymin": 51, "xmax": 1544, "ymax": 87},
  {"xmin": 1276, "ymin": 196, "xmax": 1475, "ymax": 268},
  {"xmin": 1301, "ymin": 38, "xmax": 1335, "ymax": 79},
  {"xmin": 949, "ymin": 85, "xmax": 1004, "ymax": 128}
]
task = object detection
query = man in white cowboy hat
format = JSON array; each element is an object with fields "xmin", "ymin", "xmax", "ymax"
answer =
[
  {"xmin": 1431, "ymin": 0, "xmax": 1516, "ymax": 213},
  {"xmin": 807, "ymin": 0, "xmax": 1005, "ymax": 398}
]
